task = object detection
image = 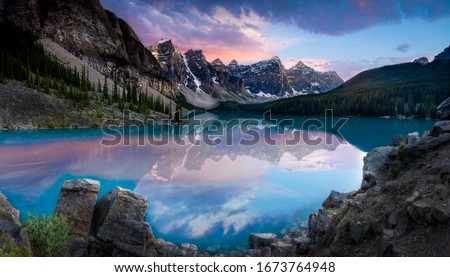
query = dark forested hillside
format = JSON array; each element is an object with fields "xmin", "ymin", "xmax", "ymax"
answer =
[{"xmin": 248, "ymin": 58, "xmax": 450, "ymax": 118}]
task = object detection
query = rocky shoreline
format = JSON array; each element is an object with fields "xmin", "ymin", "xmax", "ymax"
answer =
[
  {"xmin": 0, "ymin": 80, "xmax": 168, "ymax": 130},
  {"xmin": 1, "ymin": 121, "xmax": 450, "ymax": 257}
]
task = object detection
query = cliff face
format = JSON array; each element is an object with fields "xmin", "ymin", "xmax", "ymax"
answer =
[{"xmin": 2, "ymin": 0, "xmax": 174, "ymax": 96}]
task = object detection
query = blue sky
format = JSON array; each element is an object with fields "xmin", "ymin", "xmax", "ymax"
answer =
[{"xmin": 101, "ymin": 0, "xmax": 450, "ymax": 80}]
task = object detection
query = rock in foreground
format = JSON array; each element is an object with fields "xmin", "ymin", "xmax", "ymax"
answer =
[{"xmin": 55, "ymin": 179, "xmax": 100, "ymax": 239}]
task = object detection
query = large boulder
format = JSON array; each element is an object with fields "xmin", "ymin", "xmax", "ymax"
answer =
[
  {"xmin": 361, "ymin": 146, "xmax": 394, "ymax": 189},
  {"xmin": 322, "ymin": 191, "xmax": 348, "ymax": 209},
  {"xmin": 89, "ymin": 186, "xmax": 151, "ymax": 257},
  {"xmin": 307, "ymin": 209, "xmax": 332, "ymax": 245},
  {"xmin": 0, "ymin": 192, "xmax": 20, "ymax": 225},
  {"xmin": 55, "ymin": 179, "xmax": 100, "ymax": 238},
  {"xmin": 248, "ymin": 233, "xmax": 277, "ymax": 249},
  {"xmin": 437, "ymin": 97, "xmax": 450, "ymax": 120},
  {"xmin": 89, "ymin": 219, "xmax": 154, "ymax": 257},
  {"xmin": 0, "ymin": 192, "xmax": 20, "ymax": 237},
  {"xmin": 90, "ymin": 186, "xmax": 148, "ymax": 234},
  {"xmin": 430, "ymin": 121, "xmax": 450, "ymax": 137}
]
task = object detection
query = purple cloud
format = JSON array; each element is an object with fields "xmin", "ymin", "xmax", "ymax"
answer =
[
  {"xmin": 396, "ymin": 43, "xmax": 411, "ymax": 53},
  {"xmin": 103, "ymin": 0, "xmax": 450, "ymax": 36}
]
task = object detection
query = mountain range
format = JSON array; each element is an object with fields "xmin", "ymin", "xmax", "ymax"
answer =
[
  {"xmin": 0, "ymin": 0, "xmax": 343, "ymax": 109},
  {"xmin": 1, "ymin": 0, "xmax": 449, "ymax": 119},
  {"xmin": 251, "ymin": 46, "xmax": 450, "ymax": 117}
]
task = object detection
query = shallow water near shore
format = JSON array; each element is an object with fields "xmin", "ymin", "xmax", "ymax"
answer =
[{"xmin": 0, "ymin": 113, "xmax": 435, "ymax": 251}]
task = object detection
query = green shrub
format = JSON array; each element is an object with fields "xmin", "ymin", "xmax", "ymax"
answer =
[
  {"xmin": 0, "ymin": 234, "xmax": 32, "ymax": 257},
  {"xmin": 398, "ymin": 140, "xmax": 407, "ymax": 150},
  {"xmin": 24, "ymin": 214, "xmax": 71, "ymax": 257}
]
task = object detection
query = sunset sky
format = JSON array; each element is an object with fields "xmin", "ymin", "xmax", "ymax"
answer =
[{"xmin": 101, "ymin": 0, "xmax": 450, "ymax": 80}]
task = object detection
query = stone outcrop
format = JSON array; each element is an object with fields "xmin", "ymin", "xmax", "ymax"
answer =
[
  {"xmin": 55, "ymin": 179, "xmax": 100, "ymax": 238},
  {"xmin": 0, "ymin": 192, "xmax": 20, "ymax": 225},
  {"xmin": 0, "ymin": 192, "xmax": 20, "ymax": 238},
  {"xmin": 360, "ymin": 146, "xmax": 394, "ymax": 189},
  {"xmin": 0, "ymin": 192, "xmax": 31, "ymax": 254},
  {"xmin": 88, "ymin": 186, "xmax": 151, "ymax": 256},
  {"xmin": 437, "ymin": 97, "xmax": 450, "ymax": 120}
]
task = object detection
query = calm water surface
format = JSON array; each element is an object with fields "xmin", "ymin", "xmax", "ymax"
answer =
[{"xmin": 0, "ymin": 114, "xmax": 435, "ymax": 251}]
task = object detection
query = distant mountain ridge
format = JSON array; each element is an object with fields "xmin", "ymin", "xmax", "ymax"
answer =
[
  {"xmin": 228, "ymin": 58, "xmax": 343, "ymax": 97},
  {"xmin": 247, "ymin": 46, "xmax": 450, "ymax": 118}
]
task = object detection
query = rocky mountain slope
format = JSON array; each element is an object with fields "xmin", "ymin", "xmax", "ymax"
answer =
[
  {"xmin": 149, "ymin": 40, "xmax": 253, "ymax": 108},
  {"xmin": 229, "ymin": 58, "xmax": 343, "ymax": 97},
  {"xmin": 1, "ymin": 0, "xmax": 175, "ymax": 113},
  {"xmin": 247, "ymin": 121, "xmax": 450, "ymax": 257}
]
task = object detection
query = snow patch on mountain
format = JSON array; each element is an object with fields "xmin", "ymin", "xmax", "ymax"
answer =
[
  {"xmin": 182, "ymin": 53, "xmax": 204, "ymax": 94},
  {"xmin": 256, "ymin": 91, "xmax": 279, "ymax": 99}
]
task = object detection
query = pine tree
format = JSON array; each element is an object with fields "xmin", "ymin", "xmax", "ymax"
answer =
[
  {"xmin": 113, "ymin": 77, "xmax": 119, "ymax": 102},
  {"xmin": 102, "ymin": 75, "xmax": 108, "ymax": 101}
]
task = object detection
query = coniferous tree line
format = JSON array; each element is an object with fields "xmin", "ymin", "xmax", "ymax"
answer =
[
  {"xmin": 256, "ymin": 71, "xmax": 450, "ymax": 118},
  {"xmin": 0, "ymin": 20, "xmax": 171, "ymax": 116}
]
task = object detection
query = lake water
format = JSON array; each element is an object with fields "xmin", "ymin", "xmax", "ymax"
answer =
[{"xmin": 0, "ymin": 113, "xmax": 435, "ymax": 252}]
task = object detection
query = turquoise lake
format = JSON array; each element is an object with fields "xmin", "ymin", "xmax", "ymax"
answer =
[{"xmin": 0, "ymin": 114, "xmax": 435, "ymax": 252}]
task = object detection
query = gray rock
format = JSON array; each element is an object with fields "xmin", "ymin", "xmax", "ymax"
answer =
[
  {"xmin": 406, "ymin": 191, "xmax": 420, "ymax": 204},
  {"xmin": 390, "ymin": 134, "xmax": 404, "ymax": 147},
  {"xmin": 361, "ymin": 146, "xmax": 394, "ymax": 189},
  {"xmin": 179, "ymin": 243, "xmax": 198, "ymax": 257},
  {"xmin": 294, "ymin": 237, "xmax": 311, "ymax": 254},
  {"xmin": 271, "ymin": 241, "xmax": 294, "ymax": 256},
  {"xmin": 413, "ymin": 201, "xmax": 432, "ymax": 218},
  {"xmin": 408, "ymin": 200, "xmax": 435, "ymax": 224},
  {"xmin": 55, "ymin": 179, "xmax": 100, "ymax": 238},
  {"xmin": 147, "ymin": 239, "xmax": 178, "ymax": 257},
  {"xmin": 431, "ymin": 205, "xmax": 450, "ymax": 223},
  {"xmin": 407, "ymin": 132, "xmax": 420, "ymax": 145},
  {"xmin": 91, "ymin": 186, "xmax": 148, "ymax": 235},
  {"xmin": 248, "ymin": 233, "xmax": 277, "ymax": 249},
  {"xmin": 426, "ymin": 133, "xmax": 450, "ymax": 149},
  {"xmin": 382, "ymin": 229, "xmax": 394, "ymax": 255},
  {"xmin": 430, "ymin": 121, "xmax": 450, "ymax": 137},
  {"xmin": 90, "ymin": 219, "xmax": 154, "ymax": 257},
  {"xmin": 307, "ymin": 209, "xmax": 331, "ymax": 245},
  {"xmin": 387, "ymin": 210, "xmax": 409, "ymax": 235},
  {"xmin": 0, "ymin": 192, "xmax": 20, "ymax": 224},
  {"xmin": 246, "ymin": 247, "xmax": 271, "ymax": 257},
  {"xmin": 371, "ymin": 215, "xmax": 386, "ymax": 234},
  {"xmin": 146, "ymin": 239, "xmax": 199, "ymax": 257},
  {"xmin": 437, "ymin": 97, "xmax": 450, "ymax": 120},
  {"xmin": 0, "ymin": 219, "xmax": 19, "ymax": 236},
  {"xmin": 349, "ymin": 221, "xmax": 363, "ymax": 243},
  {"xmin": 322, "ymin": 191, "xmax": 348, "ymax": 209},
  {"xmin": 67, "ymin": 237, "xmax": 88, "ymax": 257}
]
